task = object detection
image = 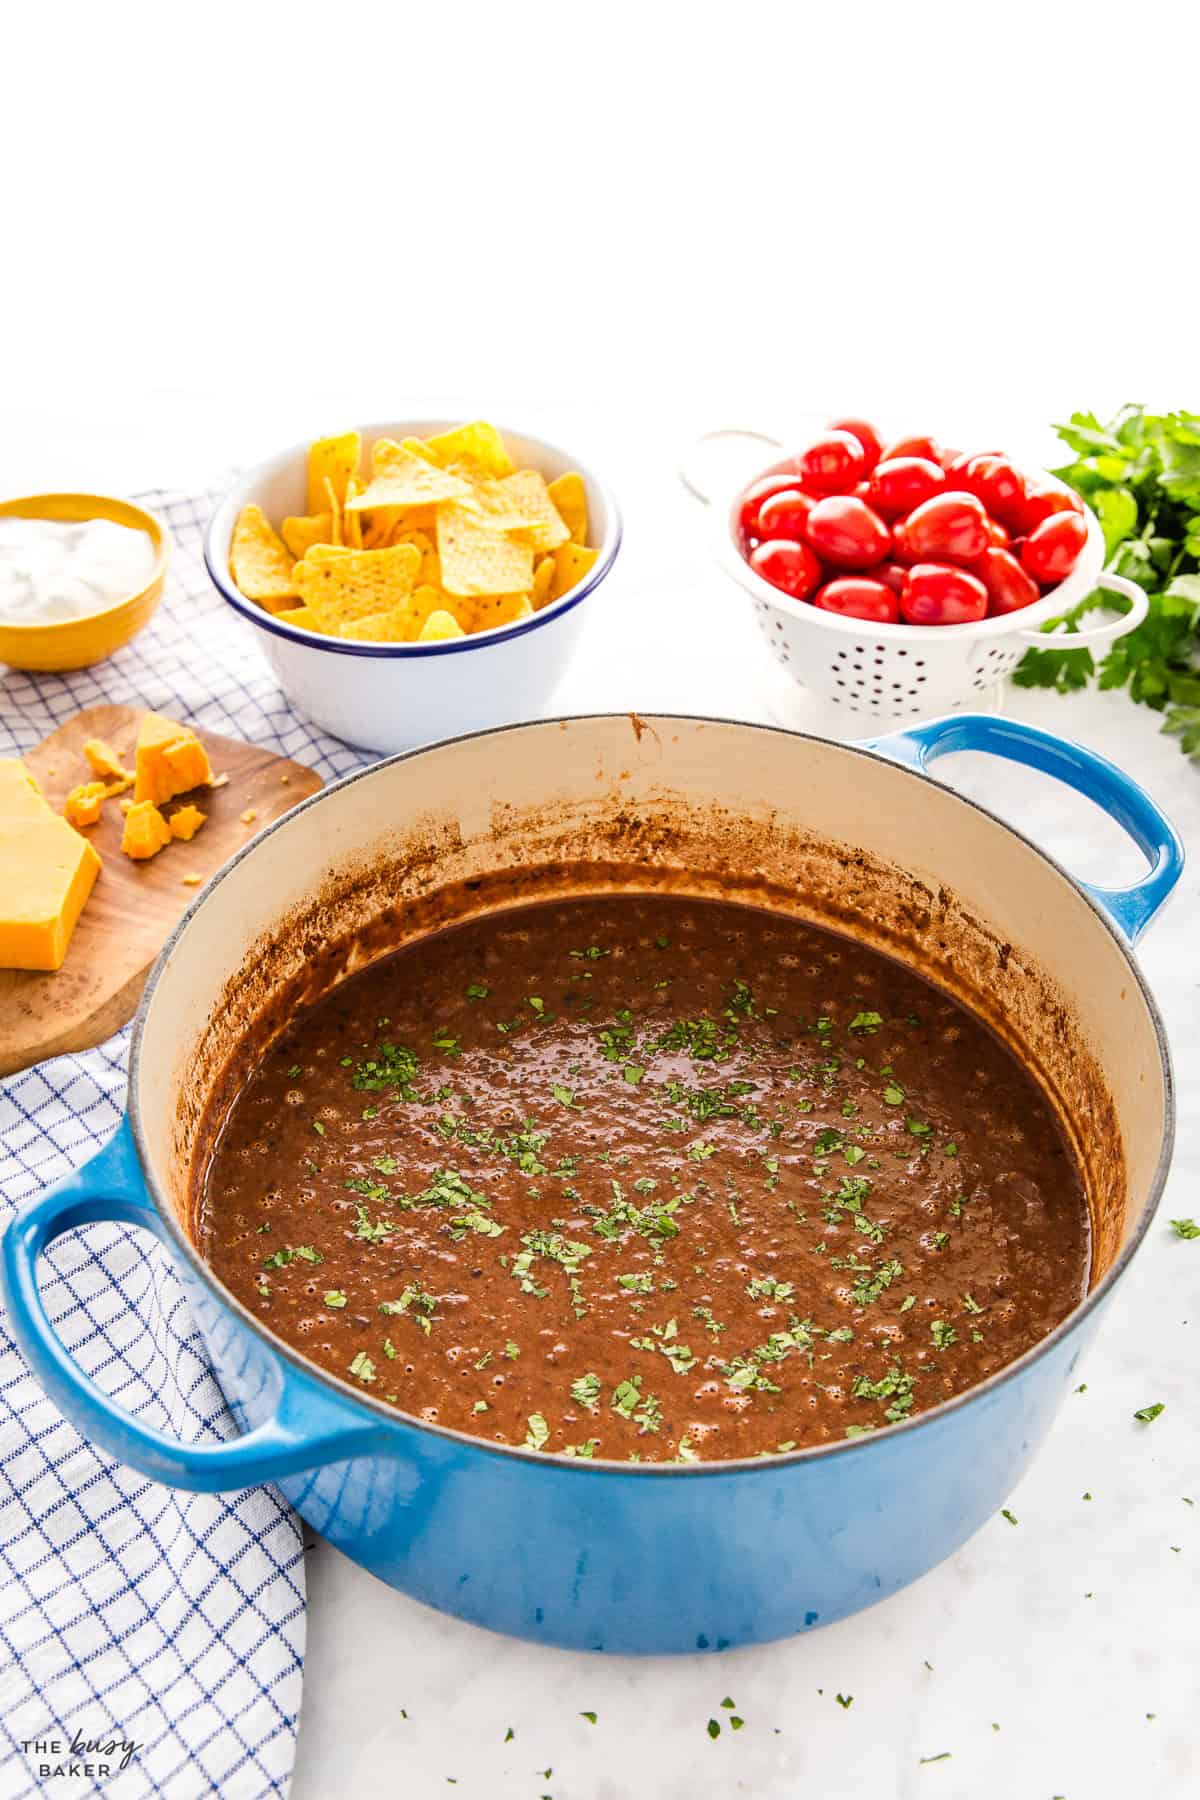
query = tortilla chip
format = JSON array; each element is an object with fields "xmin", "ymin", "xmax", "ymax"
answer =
[
  {"xmin": 473, "ymin": 470, "xmax": 570, "ymax": 551},
  {"xmin": 274, "ymin": 604, "xmax": 327, "ymax": 634},
  {"xmin": 307, "ymin": 431, "xmax": 361, "ymax": 513},
  {"xmin": 437, "ymin": 503, "xmax": 534, "ymax": 597},
  {"xmin": 323, "ymin": 476, "xmax": 344, "ymax": 547},
  {"xmin": 342, "ymin": 479, "xmax": 363, "ymax": 549},
  {"xmin": 424, "ymin": 421, "xmax": 514, "ymax": 479},
  {"xmin": 417, "ymin": 608, "xmax": 466, "ymax": 642},
  {"xmin": 532, "ymin": 556, "xmax": 556, "ymax": 609},
  {"xmin": 547, "ymin": 472, "xmax": 588, "ymax": 545},
  {"xmin": 550, "ymin": 541, "xmax": 600, "ymax": 601},
  {"xmin": 351, "ymin": 441, "xmax": 475, "ymax": 510},
  {"xmin": 467, "ymin": 592, "xmax": 534, "ymax": 632},
  {"xmin": 295, "ymin": 542, "xmax": 422, "ymax": 626},
  {"xmin": 395, "ymin": 583, "xmax": 447, "ymax": 640},
  {"xmin": 281, "ymin": 512, "xmax": 334, "ymax": 559},
  {"xmin": 340, "ymin": 606, "xmax": 412, "ymax": 642},
  {"xmin": 230, "ymin": 504, "xmax": 298, "ymax": 605}
]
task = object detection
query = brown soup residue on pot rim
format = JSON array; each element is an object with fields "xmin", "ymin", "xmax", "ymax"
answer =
[{"xmin": 196, "ymin": 890, "xmax": 1089, "ymax": 1463}]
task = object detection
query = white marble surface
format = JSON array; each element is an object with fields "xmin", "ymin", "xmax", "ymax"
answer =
[
  {"xmin": 4, "ymin": 12, "xmax": 1197, "ymax": 1785},
  {"xmin": 281, "ymin": 491, "xmax": 1199, "ymax": 1800}
]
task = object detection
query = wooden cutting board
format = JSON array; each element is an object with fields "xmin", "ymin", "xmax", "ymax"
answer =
[{"xmin": 0, "ymin": 704, "xmax": 324, "ymax": 1077}]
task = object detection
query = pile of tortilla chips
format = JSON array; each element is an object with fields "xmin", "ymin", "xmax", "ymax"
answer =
[{"xmin": 228, "ymin": 422, "xmax": 598, "ymax": 644}]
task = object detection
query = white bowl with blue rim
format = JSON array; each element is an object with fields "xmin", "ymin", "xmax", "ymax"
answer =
[{"xmin": 205, "ymin": 420, "xmax": 622, "ymax": 754}]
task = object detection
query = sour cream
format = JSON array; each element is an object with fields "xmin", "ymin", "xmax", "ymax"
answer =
[{"xmin": 0, "ymin": 516, "xmax": 157, "ymax": 625}]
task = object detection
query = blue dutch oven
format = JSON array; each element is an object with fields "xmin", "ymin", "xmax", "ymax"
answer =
[{"xmin": 1, "ymin": 714, "xmax": 1180, "ymax": 1654}]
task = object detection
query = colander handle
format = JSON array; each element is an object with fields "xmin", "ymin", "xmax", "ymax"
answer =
[
  {"xmin": 679, "ymin": 428, "xmax": 785, "ymax": 505},
  {"xmin": 866, "ymin": 713, "xmax": 1184, "ymax": 943},
  {"xmin": 1016, "ymin": 571, "xmax": 1149, "ymax": 646}
]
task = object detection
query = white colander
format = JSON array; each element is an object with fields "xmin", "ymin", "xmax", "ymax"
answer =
[{"xmin": 684, "ymin": 427, "xmax": 1148, "ymax": 725}]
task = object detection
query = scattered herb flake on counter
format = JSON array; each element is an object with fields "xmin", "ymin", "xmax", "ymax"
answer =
[
  {"xmin": 1134, "ymin": 1402, "xmax": 1165, "ymax": 1423},
  {"xmin": 706, "ymin": 1719, "xmax": 721, "ymax": 1740},
  {"xmin": 1001, "ymin": 1508, "xmax": 1018, "ymax": 1526},
  {"xmin": 1013, "ymin": 407, "xmax": 1200, "ymax": 756},
  {"xmin": 1170, "ymin": 1217, "xmax": 1200, "ymax": 1239}
]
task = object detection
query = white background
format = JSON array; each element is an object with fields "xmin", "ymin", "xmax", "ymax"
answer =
[{"xmin": 2, "ymin": 4, "xmax": 1197, "ymax": 1797}]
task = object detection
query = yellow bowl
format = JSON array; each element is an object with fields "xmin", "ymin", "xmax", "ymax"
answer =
[{"xmin": 0, "ymin": 493, "xmax": 170, "ymax": 672}]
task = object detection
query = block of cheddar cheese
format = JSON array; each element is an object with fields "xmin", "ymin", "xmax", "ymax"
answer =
[
  {"xmin": 133, "ymin": 712, "xmax": 214, "ymax": 806},
  {"xmin": 0, "ymin": 756, "xmax": 52, "ymax": 821},
  {"xmin": 0, "ymin": 813, "xmax": 101, "ymax": 970}
]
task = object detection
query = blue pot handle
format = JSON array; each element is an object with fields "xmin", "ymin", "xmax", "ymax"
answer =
[
  {"xmin": 1, "ymin": 1118, "xmax": 387, "ymax": 1493},
  {"xmin": 866, "ymin": 713, "xmax": 1184, "ymax": 943}
]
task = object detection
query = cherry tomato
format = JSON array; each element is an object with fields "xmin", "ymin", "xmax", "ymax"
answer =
[
  {"xmin": 804, "ymin": 495, "xmax": 891, "ymax": 568},
  {"xmin": 861, "ymin": 560, "xmax": 908, "ymax": 594},
  {"xmin": 881, "ymin": 433, "xmax": 940, "ymax": 464},
  {"xmin": 827, "ymin": 417, "xmax": 884, "ymax": 473},
  {"xmin": 954, "ymin": 453, "xmax": 1026, "ymax": 526},
  {"xmin": 935, "ymin": 446, "xmax": 964, "ymax": 472},
  {"xmin": 901, "ymin": 491, "xmax": 990, "ymax": 563},
  {"xmin": 1020, "ymin": 512, "xmax": 1088, "ymax": 585},
  {"xmin": 890, "ymin": 519, "xmax": 917, "ymax": 563},
  {"xmin": 748, "ymin": 538, "xmax": 822, "ymax": 600},
  {"xmin": 868, "ymin": 456, "xmax": 945, "ymax": 518},
  {"xmin": 975, "ymin": 547, "xmax": 1040, "ymax": 616},
  {"xmin": 738, "ymin": 474, "xmax": 805, "ymax": 540},
  {"xmin": 756, "ymin": 488, "xmax": 816, "ymax": 541},
  {"xmin": 796, "ymin": 430, "xmax": 868, "ymax": 494},
  {"xmin": 813, "ymin": 576, "xmax": 899, "ymax": 624},
  {"xmin": 1017, "ymin": 485, "xmax": 1086, "ymax": 533},
  {"xmin": 986, "ymin": 517, "xmax": 1011, "ymax": 548},
  {"xmin": 900, "ymin": 562, "xmax": 989, "ymax": 626}
]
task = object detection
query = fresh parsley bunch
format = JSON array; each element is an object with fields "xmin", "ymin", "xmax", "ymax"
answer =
[{"xmin": 1012, "ymin": 406, "xmax": 1200, "ymax": 756}]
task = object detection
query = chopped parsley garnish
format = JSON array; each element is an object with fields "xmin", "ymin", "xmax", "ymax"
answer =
[
  {"xmin": 851, "ymin": 1362, "xmax": 915, "ymax": 1422},
  {"xmin": 524, "ymin": 1413, "xmax": 550, "ymax": 1451},
  {"xmin": 1134, "ymin": 1402, "xmax": 1165, "ymax": 1423},
  {"xmin": 348, "ymin": 1351, "xmax": 376, "ymax": 1384},
  {"xmin": 571, "ymin": 1373, "xmax": 601, "ymax": 1411},
  {"xmin": 930, "ymin": 1320, "xmax": 957, "ymax": 1350},
  {"xmin": 324, "ymin": 1290, "xmax": 347, "ymax": 1309},
  {"xmin": 351, "ymin": 1041, "xmax": 421, "ymax": 1094},
  {"xmin": 848, "ymin": 1012, "xmax": 882, "ymax": 1034}
]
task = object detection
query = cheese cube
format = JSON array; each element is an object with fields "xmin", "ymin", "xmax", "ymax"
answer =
[
  {"xmin": 0, "ymin": 815, "xmax": 101, "ymax": 970},
  {"xmin": 121, "ymin": 799, "xmax": 172, "ymax": 861},
  {"xmin": 133, "ymin": 712, "xmax": 214, "ymax": 806},
  {"xmin": 64, "ymin": 781, "xmax": 109, "ymax": 829}
]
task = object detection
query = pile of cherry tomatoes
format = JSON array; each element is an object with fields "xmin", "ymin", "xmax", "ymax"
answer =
[{"xmin": 737, "ymin": 419, "xmax": 1089, "ymax": 626}]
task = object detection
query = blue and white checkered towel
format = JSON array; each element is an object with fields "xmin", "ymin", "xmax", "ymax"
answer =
[{"xmin": 0, "ymin": 487, "xmax": 373, "ymax": 1799}]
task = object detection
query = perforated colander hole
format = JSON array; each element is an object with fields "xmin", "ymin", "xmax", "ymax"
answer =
[{"xmin": 837, "ymin": 649, "xmax": 848, "ymax": 659}]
